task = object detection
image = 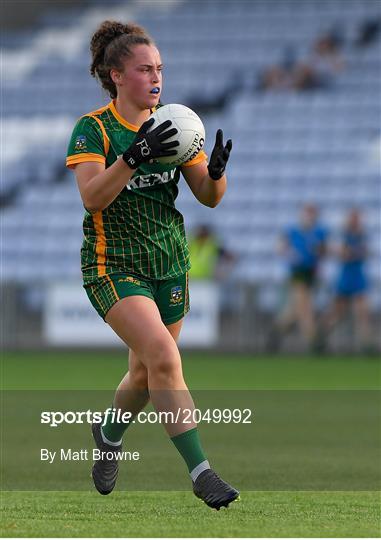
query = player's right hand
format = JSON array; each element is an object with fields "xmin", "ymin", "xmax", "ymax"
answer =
[{"xmin": 122, "ymin": 118, "xmax": 179, "ymax": 169}]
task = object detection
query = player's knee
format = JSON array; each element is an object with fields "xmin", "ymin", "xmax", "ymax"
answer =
[
  {"xmin": 129, "ymin": 366, "xmax": 148, "ymax": 389},
  {"xmin": 154, "ymin": 356, "xmax": 181, "ymax": 381},
  {"xmin": 144, "ymin": 337, "xmax": 180, "ymax": 378}
]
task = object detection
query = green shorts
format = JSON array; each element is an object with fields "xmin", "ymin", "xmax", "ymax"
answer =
[
  {"xmin": 290, "ymin": 267, "xmax": 316, "ymax": 288},
  {"xmin": 84, "ymin": 272, "xmax": 190, "ymax": 325}
]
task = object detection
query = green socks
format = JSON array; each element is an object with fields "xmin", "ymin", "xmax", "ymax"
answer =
[
  {"xmin": 171, "ymin": 427, "xmax": 210, "ymax": 480},
  {"xmin": 101, "ymin": 413, "xmax": 210, "ymax": 481},
  {"xmin": 101, "ymin": 408, "xmax": 131, "ymax": 445}
]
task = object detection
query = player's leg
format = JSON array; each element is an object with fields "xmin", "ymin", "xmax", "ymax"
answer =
[
  {"xmin": 106, "ymin": 295, "xmax": 239, "ymax": 509},
  {"xmin": 266, "ymin": 279, "xmax": 297, "ymax": 352},
  {"xmin": 353, "ymin": 294, "xmax": 372, "ymax": 350},
  {"xmin": 91, "ymin": 348, "xmax": 149, "ymax": 495},
  {"xmin": 315, "ymin": 295, "xmax": 348, "ymax": 353},
  {"xmin": 92, "ymin": 319, "xmax": 184, "ymax": 496},
  {"xmin": 103, "ymin": 319, "xmax": 184, "ymax": 442},
  {"xmin": 294, "ymin": 282, "xmax": 316, "ymax": 346},
  {"xmin": 116, "ymin": 320, "xmax": 183, "ymax": 408},
  {"xmin": 324, "ymin": 296, "xmax": 348, "ymax": 330},
  {"xmin": 86, "ymin": 274, "xmax": 155, "ymax": 494},
  {"xmin": 105, "ymin": 296, "xmax": 194, "ymax": 433},
  {"xmin": 101, "ymin": 350, "xmax": 149, "ymax": 444},
  {"xmin": 278, "ymin": 281, "xmax": 298, "ymax": 332},
  {"xmin": 166, "ymin": 318, "xmax": 184, "ymax": 341}
]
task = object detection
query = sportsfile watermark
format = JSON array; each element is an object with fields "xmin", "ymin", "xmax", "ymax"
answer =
[
  {"xmin": 2, "ymin": 390, "xmax": 380, "ymax": 491},
  {"xmin": 41, "ymin": 407, "xmax": 253, "ymax": 427}
]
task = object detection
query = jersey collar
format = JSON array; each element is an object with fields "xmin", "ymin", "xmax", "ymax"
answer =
[{"xmin": 109, "ymin": 100, "xmax": 139, "ymax": 132}]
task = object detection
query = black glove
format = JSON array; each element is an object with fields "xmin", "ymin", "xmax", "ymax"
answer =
[
  {"xmin": 123, "ymin": 118, "xmax": 179, "ymax": 169},
  {"xmin": 207, "ymin": 129, "xmax": 232, "ymax": 180}
]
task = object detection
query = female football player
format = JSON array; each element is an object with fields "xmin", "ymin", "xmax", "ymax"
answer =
[
  {"xmin": 319, "ymin": 209, "xmax": 372, "ymax": 352},
  {"xmin": 66, "ymin": 20, "xmax": 238, "ymax": 510}
]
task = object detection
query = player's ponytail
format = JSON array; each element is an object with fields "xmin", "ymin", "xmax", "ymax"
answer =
[{"xmin": 90, "ymin": 20, "xmax": 153, "ymax": 98}]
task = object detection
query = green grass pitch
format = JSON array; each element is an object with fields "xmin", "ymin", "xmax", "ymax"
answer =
[{"xmin": 1, "ymin": 351, "xmax": 380, "ymax": 537}]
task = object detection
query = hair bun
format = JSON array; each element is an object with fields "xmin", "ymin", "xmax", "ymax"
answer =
[
  {"xmin": 90, "ymin": 20, "xmax": 147, "ymax": 58},
  {"xmin": 90, "ymin": 20, "xmax": 126, "ymax": 57},
  {"xmin": 124, "ymin": 23, "xmax": 148, "ymax": 37}
]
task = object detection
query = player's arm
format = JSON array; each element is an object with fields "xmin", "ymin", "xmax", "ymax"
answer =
[
  {"xmin": 67, "ymin": 115, "xmax": 135, "ymax": 213},
  {"xmin": 74, "ymin": 118, "xmax": 179, "ymax": 213},
  {"xmin": 74, "ymin": 159, "xmax": 134, "ymax": 213},
  {"xmin": 182, "ymin": 130, "xmax": 232, "ymax": 208},
  {"xmin": 182, "ymin": 160, "xmax": 226, "ymax": 208}
]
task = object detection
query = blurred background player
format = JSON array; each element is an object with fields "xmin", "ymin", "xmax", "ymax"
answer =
[
  {"xmin": 318, "ymin": 209, "xmax": 373, "ymax": 353},
  {"xmin": 188, "ymin": 224, "xmax": 236, "ymax": 282},
  {"xmin": 269, "ymin": 204, "xmax": 328, "ymax": 351}
]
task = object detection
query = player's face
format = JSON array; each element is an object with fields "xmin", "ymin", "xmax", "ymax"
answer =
[
  {"xmin": 301, "ymin": 205, "xmax": 318, "ymax": 227},
  {"xmin": 116, "ymin": 44, "xmax": 163, "ymax": 110},
  {"xmin": 347, "ymin": 210, "xmax": 361, "ymax": 230}
]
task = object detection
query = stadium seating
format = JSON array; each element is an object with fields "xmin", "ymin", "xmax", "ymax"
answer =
[{"xmin": 2, "ymin": 0, "xmax": 380, "ymax": 305}]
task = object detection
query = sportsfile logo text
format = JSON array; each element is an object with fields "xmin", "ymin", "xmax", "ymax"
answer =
[
  {"xmin": 41, "ymin": 408, "xmax": 135, "ymax": 428},
  {"xmin": 41, "ymin": 407, "xmax": 253, "ymax": 427}
]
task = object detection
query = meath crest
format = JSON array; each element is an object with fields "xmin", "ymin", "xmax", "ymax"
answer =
[
  {"xmin": 75, "ymin": 135, "xmax": 87, "ymax": 151},
  {"xmin": 170, "ymin": 286, "xmax": 183, "ymax": 305}
]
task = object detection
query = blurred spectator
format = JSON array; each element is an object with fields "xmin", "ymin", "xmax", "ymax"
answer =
[
  {"xmin": 188, "ymin": 224, "xmax": 235, "ymax": 281},
  {"xmin": 293, "ymin": 30, "xmax": 345, "ymax": 91},
  {"xmin": 354, "ymin": 18, "xmax": 381, "ymax": 47},
  {"xmin": 258, "ymin": 29, "xmax": 345, "ymax": 93},
  {"xmin": 269, "ymin": 205, "xmax": 328, "ymax": 350},
  {"xmin": 257, "ymin": 64, "xmax": 292, "ymax": 91},
  {"xmin": 256, "ymin": 45, "xmax": 295, "ymax": 91},
  {"xmin": 292, "ymin": 62, "xmax": 322, "ymax": 91},
  {"xmin": 309, "ymin": 32, "xmax": 345, "ymax": 84},
  {"xmin": 258, "ymin": 57, "xmax": 325, "ymax": 93},
  {"xmin": 318, "ymin": 209, "xmax": 372, "ymax": 352}
]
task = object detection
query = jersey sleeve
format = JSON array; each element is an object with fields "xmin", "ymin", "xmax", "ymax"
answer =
[
  {"xmin": 182, "ymin": 149, "xmax": 208, "ymax": 168},
  {"xmin": 66, "ymin": 115, "xmax": 107, "ymax": 169}
]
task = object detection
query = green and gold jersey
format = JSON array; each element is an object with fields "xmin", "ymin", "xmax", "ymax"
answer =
[{"xmin": 66, "ymin": 101, "xmax": 207, "ymax": 284}]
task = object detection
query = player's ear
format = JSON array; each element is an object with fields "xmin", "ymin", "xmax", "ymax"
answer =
[{"xmin": 110, "ymin": 68, "xmax": 122, "ymax": 86}]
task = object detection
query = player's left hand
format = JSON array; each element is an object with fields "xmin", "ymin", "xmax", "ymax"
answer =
[{"xmin": 207, "ymin": 129, "xmax": 232, "ymax": 180}]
